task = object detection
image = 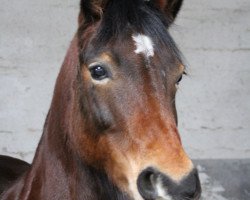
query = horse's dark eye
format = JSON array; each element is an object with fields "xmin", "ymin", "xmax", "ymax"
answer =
[
  {"xmin": 90, "ymin": 65, "xmax": 108, "ymax": 80},
  {"xmin": 176, "ymin": 75, "xmax": 183, "ymax": 85}
]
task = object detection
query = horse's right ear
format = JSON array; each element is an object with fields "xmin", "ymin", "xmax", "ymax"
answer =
[
  {"xmin": 78, "ymin": 0, "xmax": 108, "ymax": 25},
  {"xmin": 151, "ymin": 0, "xmax": 184, "ymax": 24}
]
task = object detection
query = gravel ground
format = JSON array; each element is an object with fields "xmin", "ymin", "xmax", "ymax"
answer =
[{"xmin": 196, "ymin": 159, "xmax": 250, "ymax": 200}]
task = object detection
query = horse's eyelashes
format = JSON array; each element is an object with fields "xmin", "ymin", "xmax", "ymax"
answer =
[{"xmin": 176, "ymin": 74, "xmax": 183, "ymax": 85}]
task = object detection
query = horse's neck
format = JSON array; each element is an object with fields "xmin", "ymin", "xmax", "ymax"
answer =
[
  {"xmin": 1, "ymin": 36, "xmax": 130, "ymax": 200},
  {"xmin": 1, "ymin": 118, "xmax": 80, "ymax": 199},
  {"xmin": 2, "ymin": 134, "xmax": 129, "ymax": 200}
]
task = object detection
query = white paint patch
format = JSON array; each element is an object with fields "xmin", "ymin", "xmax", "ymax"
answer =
[
  {"xmin": 155, "ymin": 177, "xmax": 173, "ymax": 200},
  {"xmin": 132, "ymin": 34, "xmax": 154, "ymax": 58}
]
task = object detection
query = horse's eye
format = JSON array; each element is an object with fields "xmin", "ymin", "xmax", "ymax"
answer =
[
  {"xmin": 89, "ymin": 65, "xmax": 108, "ymax": 80},
  {"xmin": 176, "ymin": 74, "xmax": 183, "ymax": 85}
]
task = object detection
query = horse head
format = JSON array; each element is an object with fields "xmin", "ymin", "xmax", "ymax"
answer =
[{"xmin": 71, "ymin": 0, "xmax": 201, "ymax": 199}]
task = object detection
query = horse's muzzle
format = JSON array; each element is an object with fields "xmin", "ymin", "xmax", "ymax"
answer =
[{"xmin": 137, "ymin": 167, "xmax": 201, "ymax": 200}]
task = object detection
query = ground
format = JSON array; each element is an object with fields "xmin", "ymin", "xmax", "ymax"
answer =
[{"xmin": 197, "ymin": 160, "xmax": 250, "ymax": 200}]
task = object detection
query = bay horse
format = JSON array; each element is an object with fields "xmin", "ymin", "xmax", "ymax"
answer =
[
  {"xmin": 0, "ymin": 0, "xmax": 201, "ymax": 199},
  {"xmin": 0, "ymin": 156, "xmax": 30, "ymax": 195}
]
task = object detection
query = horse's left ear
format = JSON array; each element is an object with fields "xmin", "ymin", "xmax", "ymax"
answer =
[
  {"xmin": 151, "ymin": 0, "xmax": 184, "ymax": 23},
  {"xmin": 79, "ymin": 0, "xmax": 108, "ymax": 25}
]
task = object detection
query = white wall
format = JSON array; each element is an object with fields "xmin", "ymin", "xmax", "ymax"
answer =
[
  {"xmin": 174, "ymin": 0, "xmax": 250, "ymax": 159},
  {"xmin": 0, "ymin": 0, "xmax": 250, "ymax": 163}
]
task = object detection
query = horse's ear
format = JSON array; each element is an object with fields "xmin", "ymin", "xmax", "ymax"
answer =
[
  {"xmin": 78, "ymin": 0, "xmax": 108, "ymax": 25},
  {"xmin": 152, "ymin": 0, "xmax": 184, "ymax": 23},
  {"xmin": 78, "ymin": 0, "xmax": 183, "ymax": 25}
]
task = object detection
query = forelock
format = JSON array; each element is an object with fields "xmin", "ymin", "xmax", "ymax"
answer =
[{"xmin": 93, "ymin": 0, "xmax": 184, "ymax": 64}]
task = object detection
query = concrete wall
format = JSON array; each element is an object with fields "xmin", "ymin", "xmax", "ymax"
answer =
[{"xmin": 0, "ymin": 0, "xmax": 250, "ymax": 163}]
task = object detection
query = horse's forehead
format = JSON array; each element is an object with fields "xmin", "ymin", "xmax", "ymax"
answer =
[{"xmin": 88, "ymin": 30, "xmax": 179, "ymax": 72}]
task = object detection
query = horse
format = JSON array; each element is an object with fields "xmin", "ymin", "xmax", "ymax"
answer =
[
  {"xmin": 0, "ymin": 155, "xmax": 30, "ymax": 195},
  {"xmin": 0, "ymin": 0, "xmax": 201, "ymax": 199}
]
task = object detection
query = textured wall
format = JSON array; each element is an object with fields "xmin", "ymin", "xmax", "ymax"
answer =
[
  {"xmin": 174, "ymin": 0, "xmax": 250, "ymax": 159},
  {"xmin": 0, "ymin": 0, "xmax": 250, "ymax": 163}
]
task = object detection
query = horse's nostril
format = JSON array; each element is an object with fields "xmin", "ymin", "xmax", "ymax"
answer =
[
  {"xmin": 177, "ymin": 169, "xmax": 202, "ymax": 199},
  {"xmin": 167, "ymin": 169, "xmax": 202, "ymax": 200},
  {"xmin": 137, "ymin": 167, "xmax": 158, "ymax": 199},
  {"xmin": 137, "ymin": 168, "xmax": 201, "ymax": 200}
]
